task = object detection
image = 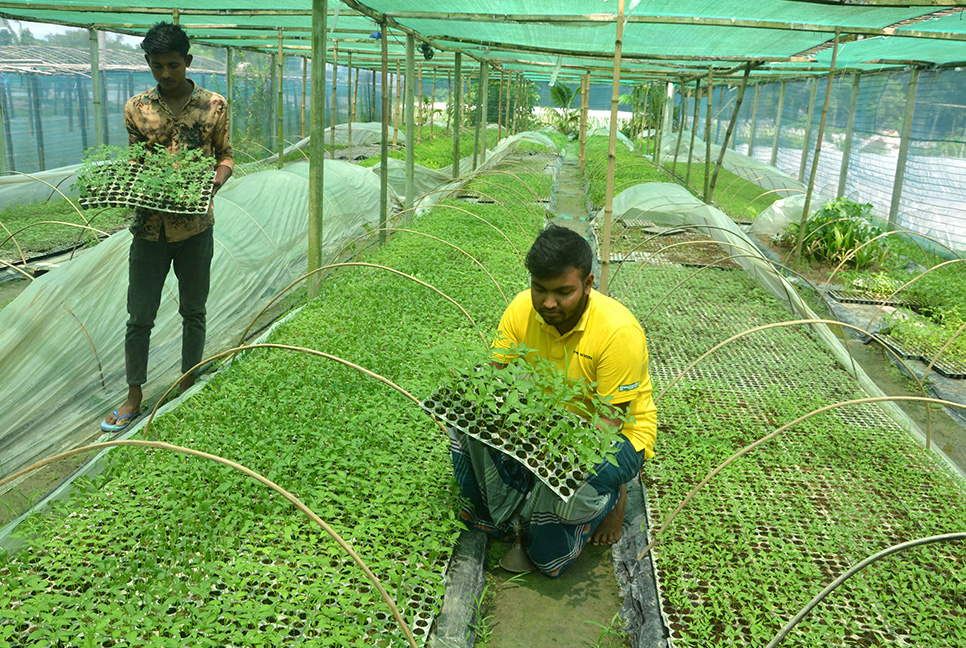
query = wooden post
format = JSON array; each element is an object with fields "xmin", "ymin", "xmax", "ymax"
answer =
[
  {"xmin": 353, "ymin": 66, "xmax": 360, "ymax": 122},
  {"xmin": 703, "ymin": 68, "xmax": 713, "ymax": 203},
  {"xmin": 748, "ymin": 83, "xmax": 760, "ymax": 157},
  {"xmin": 686, "ymin": 78, "xmax": 700, "ymax": 187},
  {"xmin": 770, "ymin": 79, "xmax": 786, "ymax": 167},
  {"xmin": 453, "ymin": 53, "xmax": 462, "ymax": 179},
  {"xmin": 405, "ymin": 33, "xmax": 415, "ymax": 207},
  {"xmin": 308, "ymin": 0, "xmax": 328, "ymax": 299},
  {"xmin": 889, "ymin": 67, "xmax": 921, "ymax": 231},
  {"xmin": 838, "ymin": 72, "xmax": 861, "ymax": 199},
  {"xmin": 380, "ymin": 21, "xmax": 389, "ymax": 245},
  {"xmin": 371, "ymin": 66, "xmax": 377, "ymax": 122},
  {"xmin": 330, "ymin": 42, "xmax": 338, "ymax": 158},
  {"xmin": 579, "ymin": 70, "xmax": 590, "ymax": 176},
  {"xmin": 709, "ymin": 64, "xmax": 751, "ymax": 203},
  {"xmin": 600, "ymin": 0, "xmax": 626, "ymax": 296},
  {"xmin": 89, "ymin": 27, "xmax": 104, "ymax": 148},
  {"xmin": 270, "ymin": 52, "xmax": 277, "ymax": 151},
  {"xmin": 654, "ymin": 82, "xmax": 667, "ymax": 169},
  {"xmin": 300, "ymin": 56, "xmax": 307, "ymax": 139},
  {"xmin": 714, "ymin": 85, "xmax": 725, "ymax": 145},
  {"xmin": 504, "ymin": 69, "xmax": 514, "ymax": 139},
  {"xmin": 797, "ymin": 30, "xmax": 841, "ymax": 259},
  {"xmin": 798, "ymin": 77, "xmax": 818, "ymax": 183},
  {"xmin": 276, "ymin": 29, "xmax": 285, "ymax": 168}
]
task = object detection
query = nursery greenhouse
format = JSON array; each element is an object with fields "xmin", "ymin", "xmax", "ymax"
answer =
[{"xmin": 2, "ymin": 1, "xmax": 966, "ymax": 646}]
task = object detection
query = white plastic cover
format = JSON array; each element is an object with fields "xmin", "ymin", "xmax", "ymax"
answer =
[{"xmin": 0, "ymin": 160, "xmax": 400, "ymax": 481}]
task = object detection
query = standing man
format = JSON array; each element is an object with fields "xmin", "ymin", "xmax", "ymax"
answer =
[
  {"xmin": 101, "ymin": 22, "xmax": 233, "ymax": 433},
  {"xmin": 450, "ymin": 224, "xmax": 657, "ymax": 577}
]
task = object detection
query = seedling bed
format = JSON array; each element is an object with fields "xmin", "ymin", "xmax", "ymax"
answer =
[
  {"xmin": 592, "ymin": 220, "xmax": 741, "ymax": 268},
  {"xmin": 607, "ymin": 250, "xmax": 966, "ymax": 645},
  {"xmin": 421, "ymin": 384, "xmax": 585, "ymax": 501}
]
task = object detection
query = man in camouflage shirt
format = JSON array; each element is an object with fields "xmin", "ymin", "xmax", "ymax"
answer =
[{"xmin": 101, "ymin": 22, "xmax": 233, "ymax": 433}]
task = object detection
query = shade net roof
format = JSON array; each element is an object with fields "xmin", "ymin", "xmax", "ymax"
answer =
[{"xmin": 0, "ymin": 1, "xmax": 965, "ymax": 83}]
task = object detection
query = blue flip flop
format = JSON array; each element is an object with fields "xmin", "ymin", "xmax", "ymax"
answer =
[{"xmin": 100, "ymin": 410, "xmax": 140, "ymax": 433}]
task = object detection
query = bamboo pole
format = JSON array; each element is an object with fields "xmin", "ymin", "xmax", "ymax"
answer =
[
  {"xmin": 795, "ymin": 30, "xmax": 841, "ymax": 260},
  {"xmin": 353, "ymin": 65, "xmax": 360, "ymax": 122},
  {"xmin": 308, "ymin": 0, "xmax": 328, "ymax": 299},
  {"xmin": 838, "ymin": 72, "xmax": 861, "ymax": 198},
  {"xmin": 0, "ymin": 73, "xmax": 7, "ymax": 174},
  {"xmin": 654, "ymin": 82, "xmax": 667, "ymax": 168},
  {"xmin": 227, "ymin": 49, "xmax": 236, "ymax": 143},
  {"xmin": 599, "ymin": 0, "xmax": 626, "ymax": 296},
  {"xmin": 380, "ymin": 20, "xmax": 389, "ymax": 245},
  {"xmin": 276, "ymin": 29, "xmax": 285, "ymax": 169},
  {"xmin": 504, "ymin": 69, "xmax": 514, "ymax": 139},
  {"xmin": 479, "ymin": 62, "xmax": 490, "ymax": 165},
  {"xmin": 417, "ymin": 62, "xmax": 423, "ymax": 143},
  {"xmin": 452, "ymin": 52, "xmax": 462, "ymax": 179},
  {"xmin": 747, "ymin": 83, "xmax": 760, "ymax": 157},
  {"xmin": 497, "ymin": 69, "xmax": 504, "ymax": 142},
  {"xmin": 889, "ymin": 67, "xmax": 921, "ymax": 230},
  {"xmin": 671, "ymin": 85, "xmax": 686, "ymax": 178},
  {"xmin": 371, "ymin": 66, "xmax": 376, "ymax": 122},
  {"xmin": 798, "ymin": 77, "xmax": 818, "ymax": 182},
  {"xmin": 770, "ymin": 79, "xmax": 786, "ymax": 167},
  {"xmin": 430, "ymin": 66, "xmax": 437, "ymax": 138},
  {"xmin": 331, "ymin": 41, "xmax": 338, "ymax": 158},
  {"xmin": 300, "ymin": 56, "xmax": 307, "ymax": 139},
  {"xmin": 347, "ymin": 51, "xmax": 353, "ymax": 162},
  {"xmin": 579, "ymin": 70, "xmax": 590, "ymax": 176},
  {"xmin": 446, "ymin": 70, "xmax": 452, "ymax": 133},
  {"xmin": 685, "ymin": 78, "xmax": 700, "ymax": 187},
  {"xmin": 76, "ymin": 77, "xmax": 88, "ymax": 155},
  {"xmin": 270, "ymin": 53, "xmax": 277, "ymax": 150},
  {"xmin": 29, "ymin": 75, "xmax": 45, "ymax": 169},
  {"xmin": 393, "ymin": 60, "xmax": 401, "ymax": 149},
  {"xmin": 404, "ymin": 33, "xmax": 415, "ymax": 207},
  {"xmin": 708, "ymin": 63, "xmax": 751, "ymax": 203},
  {"xmin": 512, "ymin": 73, "xmax": 521, "ymax": 134},
  {"xmin": 703, "ymin": 68, "xmax": 713, "ymax": 202},
  {"xmin": 88, "ymin": 27, "xmax": 104, "ymax": 148},
  {"xmin": 472, "ymin": 61, "xmax": 484, "ymax": 170}
]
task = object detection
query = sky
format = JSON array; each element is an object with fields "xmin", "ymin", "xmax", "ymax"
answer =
[{"xmin": 4, "ymin": 18, "xmax": 141, "ymax": 46}]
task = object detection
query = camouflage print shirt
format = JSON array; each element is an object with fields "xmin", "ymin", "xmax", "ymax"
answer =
[{"xmin": 123, "ymin": 80, "xmax": 233, "ymax": 242}]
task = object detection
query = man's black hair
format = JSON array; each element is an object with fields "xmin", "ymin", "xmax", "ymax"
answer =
[
  {"xmin": 525, "ymin": 223, "xmax": 593, "ymax": 279},
  {"xmin": 141, "ymin": 22, "xmax": 190, "ymax": 58}
]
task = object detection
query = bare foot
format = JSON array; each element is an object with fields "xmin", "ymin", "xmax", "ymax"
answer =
[
  {"xmin": 591, "ymin": 484, "xmax": 627, "ymax": 545},
  {"xmin": 103, "ymin": 385, "xmax": 143, "ymax": 426}
]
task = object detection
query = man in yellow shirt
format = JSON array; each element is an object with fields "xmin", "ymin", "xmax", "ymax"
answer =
[{"xmin": 450, "ymin": 224, "xmax": 657, "ymax": 577}]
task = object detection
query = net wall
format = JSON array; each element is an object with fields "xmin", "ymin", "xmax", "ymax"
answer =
[
  {"xmin": 687, "ymin": 69, "xmax": 966, "ymax": 251},
  {"xmin": 0, "ymin": 53, "xmax": 382, "ymax": 173}
]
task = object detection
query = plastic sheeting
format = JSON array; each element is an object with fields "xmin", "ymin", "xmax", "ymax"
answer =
[
  {"xmin": 323, "ymin": 122, "xmax": 404, "ymax": 146},
  {"xmin": 0, "ymin": 160, "xmax": 400, "ymax": 481},
  {"xmin": 663, "ymin": 130, "xmax": 805, "ymax": 198}
]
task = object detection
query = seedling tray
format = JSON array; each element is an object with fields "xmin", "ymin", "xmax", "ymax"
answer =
[
  {"xmin": 875, "ymin": 333, "xmax": 966, "ymax": 379},
  {"xmin": 421, "ymin": 385, "xmax": 587, "ymax": 502},
  {"xmin": 828, "ymin": 289, "xmax": 903, "ymax": 307},
  {"xmin": 77, "ymin": 161, "xmax": 214, "ymax": 215}
]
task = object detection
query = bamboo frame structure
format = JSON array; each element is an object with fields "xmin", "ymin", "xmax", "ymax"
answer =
[
  {"xmin": 708, "ymin": 63, "xmax": 751, "ymax": 202},
  {"xmin": 770, "ymin": 79, "xmax": 786, "ymax": 167},
  {"xmin": 405, "ymin": 33, "xmax": 415, "ymax": 207},
  {"xmin": 276, "ymin": 28, "xmax": 284, "ymax": 168},
  {"xmin": 452, "ymin": 52, "xmax": 461, "ymax": 179},
  {"xmin": 331, "ymin": 41, "xmax": 338, "ymax": 157},
  {"xmin": 838, "ymin": 71, "xmax": 861, "ymax": 198}
]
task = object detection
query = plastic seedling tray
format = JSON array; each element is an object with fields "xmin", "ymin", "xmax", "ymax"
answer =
[
  {"xmin": 78, "ymin": 160, "xmax": 214, "ymax": 215},
  {"xmin": 421, "ymin": 385, "xmax": 586, "ymax": 502}
]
